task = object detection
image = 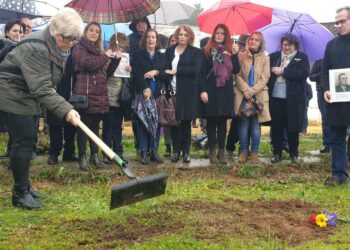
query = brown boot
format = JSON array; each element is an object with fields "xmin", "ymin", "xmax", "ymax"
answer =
[
  {"xmin": 238, "ymin": 152, "xmax": 248, "ymax": 163},
  {"xmin": 217, "ymin": 149, "xmax": 227, "ymax": 164},
  {"xmin": 251, "ymin": 153, "xmax": 260, "ymax": 164},
  {"xmin": 209, "ymin": 148, "xmax": 218, "ymax": 164}
]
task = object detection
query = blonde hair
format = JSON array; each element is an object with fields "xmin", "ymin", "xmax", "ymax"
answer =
[
  {"xmin": 49, "ymin": 8, "xmax": 83, "ymax": 38},
  {"xmin": 84, "ymin": 22, "xmax": 104, "ymax": 52}
]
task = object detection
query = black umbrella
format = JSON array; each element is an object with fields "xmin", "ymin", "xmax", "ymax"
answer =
[{"xmin": 0, "ymin": 0, "xmax": 58, "ymax": 23}]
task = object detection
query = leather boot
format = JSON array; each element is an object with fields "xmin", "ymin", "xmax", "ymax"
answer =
[
  {"xmin": 140, "ymin": 151, "xmax": 149, "ymax": 165},
  {"xmin": 12, "ymin": 185, "xmax": 42, "ymax": 209},
  {"xmin": 239, "ymin": 152, "xmax": 248, "ymax": 163},
  {"xmin": 118, "ymin": 154, "xmax": 128, "ymax": 164},
  {"xmin": 164, "ymin": 144, "xmax": 171, "ymax": 157},
  {"xmin": 251, "ymin": 153, "xmax": 260, "ymax": 164},
  {"xmin": 209, "ymin": 148, "xmax": 218, "ymax": 164},
  {"xmin": 90, "ymin": 153, "xmax": 105, "ymax": 169},
  {"xmin": 217, "ymin": 149, "xmax": 227, "ymax": 164},
  {"xmin": 29, "ymin": 183, "xmax": 47, "ymax": 199},
  {"xmin": 150, "ymin": 150, "xmax": 164, "ymax": 163},
  {"xmin": 171, "ymin": 151, "xmax": 180, "ymax": 163},
  {"xmin": 79, "ymin": 154, "xmax": 88, "ymax": 171}
]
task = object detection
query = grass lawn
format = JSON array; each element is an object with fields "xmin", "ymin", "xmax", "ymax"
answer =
[{"xmin": 1, "ymin": 131, "xmax": 350, "ymax": 249}]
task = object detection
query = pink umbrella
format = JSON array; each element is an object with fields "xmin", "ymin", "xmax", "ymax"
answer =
[
  {"xmin": 66, "ymin": 0, "xmax": 160, "ymax": 24},
  {"xmin": 197, "ymin": 0, "xmax": 272, "ymax": 35}
]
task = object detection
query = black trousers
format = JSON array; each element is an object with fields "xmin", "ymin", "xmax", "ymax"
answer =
[
  {"xmin": 77, "ymin": 113, "xmax": 102, "ymax": 155},
  {"xmin": 207, "ymin": 117, "xmax": 227, "ymax": 150},
  {"xmin": 271, "ymin": 98, "xmax": 299, "ymax": 157},
  {"xmin": 102, "ymin": 107, "xmax": 124, "ymax": 154},
  {"xmin": 171, "ymin": 120, "xmax": 191, "ymax": 154},
  {"xmin": 48, "ymin": 124, "xmax": 76, "ymax": 157},
  {"xmin": 1, "ymin": 111, "xmax": 36, "ymax": 189}
]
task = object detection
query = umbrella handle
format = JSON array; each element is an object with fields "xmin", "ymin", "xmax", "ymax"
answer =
[{"xmin": 76, "ymin": 120, "xmax": 136, "ymax": 179}]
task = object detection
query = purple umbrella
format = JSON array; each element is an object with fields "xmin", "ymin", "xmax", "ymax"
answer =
[{"xmin": 258, "ymin": 8, "xmax": 334, "ymax": 62}]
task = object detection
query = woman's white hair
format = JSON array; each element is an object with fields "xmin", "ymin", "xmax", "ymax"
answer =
[{"xmin": 49, "ymin": 8, "xmax": 84, "ymax": 38}]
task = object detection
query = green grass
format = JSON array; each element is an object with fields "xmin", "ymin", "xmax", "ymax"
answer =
[{"xmin": 1, "ymin": 132, "xmax": 350, "ymax": 249}]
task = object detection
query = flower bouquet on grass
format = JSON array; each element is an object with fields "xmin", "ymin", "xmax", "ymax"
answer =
[{"xmin": 309, "ymin": 211, "xmax": 350, "ymax": 228}]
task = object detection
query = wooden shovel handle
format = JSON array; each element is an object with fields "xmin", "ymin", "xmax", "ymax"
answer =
[{"xmin": 77, "ymin": 120, "xmax": 116, "ymax": 159}]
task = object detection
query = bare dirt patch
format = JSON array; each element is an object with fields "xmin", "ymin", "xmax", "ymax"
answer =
[{"xmin": 55, "ymin": 199, "xmax": 333, "ymax": 248}]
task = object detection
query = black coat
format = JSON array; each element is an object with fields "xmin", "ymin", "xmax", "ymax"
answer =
[
  {"xmin": 47, "ymin": 53, "xmax": 74, "ymax": 126},
  {"xmin": 321, "ymin": 34, "xmax": 350, "ymax": 126},
  {"xmin": 268, "ymin": 51, "xmax": 310, "ymax": 132},
  {"xmin": 165, "ymin": 45, "xmax": 202, "ymax": 121},
  {"xmin": 200, "ymin": 50, "xmax": 240, "ymax": 118},
  {"xmin": 309, "ymin": 59, "xmax": 323, "ymax": 92},
  {"xmin": 132, "ymin": 49, "xmax": 168, "ymax": 99}
]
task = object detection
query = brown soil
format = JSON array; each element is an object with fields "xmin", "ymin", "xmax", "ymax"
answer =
[{"xmin": 56, "ymin": 199, "xmax": 333, "ymax": 248}]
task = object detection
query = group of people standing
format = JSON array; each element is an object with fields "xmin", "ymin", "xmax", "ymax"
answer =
[{"xmin": 1, "ymin": 6, "xmax": 350, "ymax": 210}]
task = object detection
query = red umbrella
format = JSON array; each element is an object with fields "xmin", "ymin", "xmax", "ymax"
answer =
[
  {"xmin": 197, "ymin": 0, "xmax": 273, "ymax": 35},
  {"xmin": 66, "ymin": 0, "xmax": 160, "ymax": 24}
]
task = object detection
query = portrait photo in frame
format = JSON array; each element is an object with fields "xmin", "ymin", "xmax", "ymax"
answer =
[
  {"xmin": 329, "ymin": 68, "xmax": 350, "ymax": 102},
  {"xmin": 114, "ymin": 53, "xmax": 130, "ymax": 78}
]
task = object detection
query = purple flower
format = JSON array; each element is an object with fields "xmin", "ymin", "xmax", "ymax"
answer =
[{"xmin": 323, "ymin": 210, "xmax": 337, "ymax": 226}]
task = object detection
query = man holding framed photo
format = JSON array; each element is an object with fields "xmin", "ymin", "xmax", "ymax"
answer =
[{"xmin": 322, "ymin": 6, "xmax": 350, "ymax": 186}]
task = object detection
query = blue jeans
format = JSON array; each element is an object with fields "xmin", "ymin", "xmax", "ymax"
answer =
[
  {"xmin": 330, "ymin": 126, "xmax": 349, "ymax": 181},
  {"xmin": 136, "ymin": 119, "xmax": 160, "ymax": 152},
  {"xmin": 239, "ymin": 115, "xmax": 261, "ymax": 154},
  {"xmin": 317, "ymin": 91, "xmax": 330, "ymax": 147}
]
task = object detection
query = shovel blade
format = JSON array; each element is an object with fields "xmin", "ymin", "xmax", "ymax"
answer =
[{"xmin": 110, "ymin": 173, "xmax": 167, "ymax": 209}]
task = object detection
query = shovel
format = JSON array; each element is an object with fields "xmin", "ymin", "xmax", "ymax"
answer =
[{"xmin": 77, "ymin": 120, "xmax": 167, "ymax": 209}]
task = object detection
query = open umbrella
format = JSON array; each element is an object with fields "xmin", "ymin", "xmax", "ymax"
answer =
[
  {"xmin": 0, "ymin": 0, "xmax": 60, "ymax": 23},
  {"xmin": 197, "ymin": 0, "xmax": 272, "ymax": 35},
  {"xmin": 258, "ymin": 8, "xmax": 334, "ymax": 62},
  {"xmin": 148, "ymin": 1, "xmax": 196, "ymax": 25},
  {"xmin": 66, "ymin": 0, "xmax": 160, "ymax": 24}
]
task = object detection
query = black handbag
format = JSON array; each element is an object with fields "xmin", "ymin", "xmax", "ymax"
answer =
[
  {"xmin": 120, "ymin": 79, "xmax": 132, "ymax": 103},
  {"xmin": 69, "ymin": 74, "xmax": 89, "ymax": 110},
  {"xmin": 239, "ymin": 97, "xmax": 264, "ymax": 117}
]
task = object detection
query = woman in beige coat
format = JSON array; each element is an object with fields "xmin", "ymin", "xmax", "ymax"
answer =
[{"xmin": 234, "ymin": 32, "xmax": 270, "ymax": 163}]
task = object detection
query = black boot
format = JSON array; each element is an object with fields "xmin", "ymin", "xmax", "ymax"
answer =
[
  {"xmin": 150, "ymin": 150, "xmax": 164, "ymax": 163},
  {"xmin": 171, "ymin": 151, "xmax": 180, "ymax": 163},
  {"xmin": 79, "ymin": 154, "xmax": 88, "ymax": 171},
  {"xmin": 62, "ymin": 153, "xmax": 78, "ymax": 162},
  {"xmin": 183, "ymin": 153, "xmax": 191, "ymax": 163},
  {"xmin": 29, "ymin": 183, "xmax": 47, "ymax": 199},
  {"xmin": 140, "ymin": 151, "xmax": 149, "ymax": 165},
  {"xmin": 90, "ymin": 153, "xmax": 105, "ymax": 169},
  {"xmin": 164, "ymin": 144, "xmax": 171, "ymax": 157},
  {"xmin": 47, "ymin": 154, "xmax": 58, "ymax": 165},
  {"xmin": 12, "ymin": 185, "xmax": 42, "ymax": 210}
]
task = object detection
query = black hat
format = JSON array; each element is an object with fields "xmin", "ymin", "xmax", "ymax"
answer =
[{"xmin": 129, "ymin": 17, "xmax": 151, "ymax": 32}]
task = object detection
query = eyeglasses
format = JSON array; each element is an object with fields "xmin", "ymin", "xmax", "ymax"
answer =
[
  {"xmin": 334, "ymin": 18, "xmax": 350, "ymax": 27},
  {"xmin": 61, "ymin": 34, "xmax": 79, "ymax": 43},
  {"xmin": 25, "ymin": 25, "xmax": 32, "ymax": 30}
]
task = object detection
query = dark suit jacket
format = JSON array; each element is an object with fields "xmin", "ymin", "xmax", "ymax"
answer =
[{"xmin": 268, "ymin": 50, "xmax": 310, "ymax": 132}]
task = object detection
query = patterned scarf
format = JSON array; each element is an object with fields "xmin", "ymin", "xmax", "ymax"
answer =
[
  {"xmin": 212, "ymin": 45, "xmax": 233, "ymax": 87},
  {"xmin": 276, "ymin": 50, "xmax": 297, "ymax": 83}
]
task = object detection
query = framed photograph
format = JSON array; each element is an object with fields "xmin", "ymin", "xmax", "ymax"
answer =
[
  {"xmin": 114, "ymin": 53, "xmax": 130, "ymax": 78},
  {"xmin": 329, "ymin": 68, "xmax": 350, "ymax": 102}
]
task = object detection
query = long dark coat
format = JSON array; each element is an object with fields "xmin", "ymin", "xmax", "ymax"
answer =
[
  {"xmin": 200, "ymin": 50, "xmax": 240, "ymax": 118},
  {"xmin": 268, "ymin": 51, "xmax": 310, "ymax": 132},
  {"xmin": 165, "ymin": 45, "xmax": 202, "ymax": 121},
  {"xmin": 321, "ymin": 34, "xmax": 350, "ymax": 126},
  {"xmin": 132, "ymin": 49, "xmax": 168, "ymax": 98}
]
